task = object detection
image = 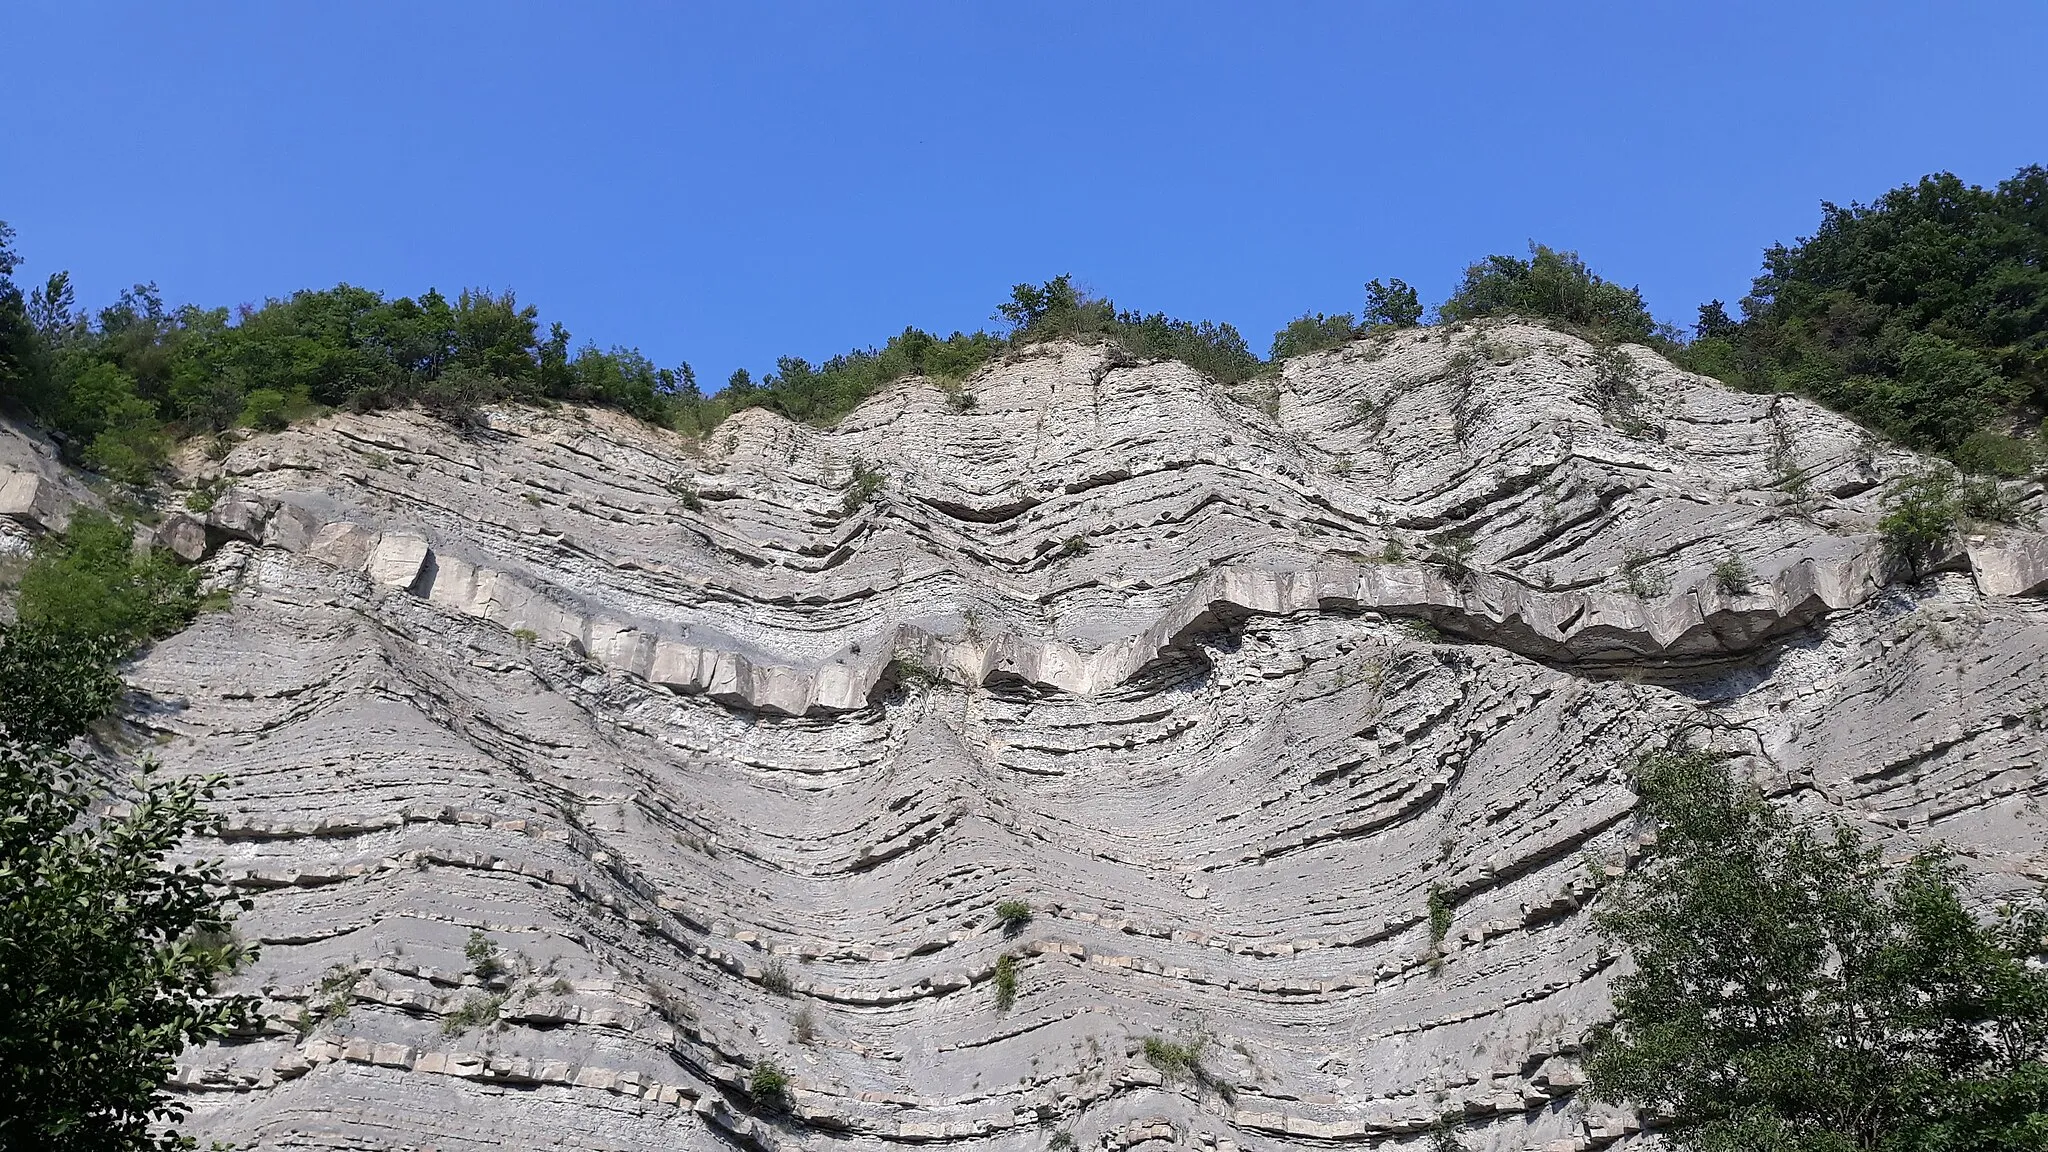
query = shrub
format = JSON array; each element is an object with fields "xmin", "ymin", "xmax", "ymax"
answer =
[
  {"xmin": 441, "ymin": 992, "xmax": 503, "ymax": 1035},
  {"xmin": 1430, "ymin": 531, "xmax": 1476, "ymax": 583},
  {"xmin": 1621, "ymin": 549, "xmax": 1671, "ymax": 599},
  {"xmin": 1363, "ymin": 278, "xmax": 1424, "ymax": 328},
  {"xmin": 1586, "ymin": 748, "xmax": 2048, "ymax": 1149},
  {"xmin": 1426, "ymin": 884, "xmax": 1454, "ymax": 952},
  {"xmin": 1269, "ymin": 312, "xmax": 1358, "ymax": 360},
  {"xmin": 1003, "ymin": 275, "xmax": 1263, "ymax": 385},
  {"xmin": 993, "ymin": 899, "xmax": 1033, "ymax": 932},
  {"xmin": 839, "ymin": 461, "xmax": 884, "ymax": 517},
  {"xmin": 1439, "ymin": 243, "xmax": 1655, "ymax": 343},
  {"xmin": 1058, "ymin": 534, "xmax": 1090, "ymax": 558},
  {"xmin": 749, "ymin": 1059, "xmax": 791, "ymax": 1113},
  {"xmin": 0, "ymin": 625, "xmax": 123, "ymax": 747},
  {"xmin": 1141, "ymin": 1034, "xmax": 1208, "ymax": 1081},
  {"xmin": 761, "ymin": 959, "xmax": 793, "ymax": 997},
  {"xmin": 15, "ymin": 511, "xmax": 199, "ymax": 647},
  {"xmin": 1954, "ymin": 430, "xmax": 2038, "ymax": 478},
  {"xmin": 464, "ymin": 930, "xmax": 505, "ymax": 981},
  {"xmin": 237, "ymin": 388, "xmax": 292, "ymax": 431},
  {"xmin": 993, "ymin": 954, "xmax": 1018, "ymax": 1012},
  {"xmin": 1711, "ymin": 555, "xmax": 1754, "ymax": 595}
]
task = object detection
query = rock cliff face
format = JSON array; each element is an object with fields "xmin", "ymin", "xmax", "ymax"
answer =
[{"xmin": 7, "ymin": 322, "xmax": 2047, "ymax": 1151}]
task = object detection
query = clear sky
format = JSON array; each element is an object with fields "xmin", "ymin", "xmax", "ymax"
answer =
[{"xmin": 3, "ymin": 2, "xmax": 2044, "ymax": 382}]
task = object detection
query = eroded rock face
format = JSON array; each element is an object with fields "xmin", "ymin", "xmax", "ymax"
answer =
[{"xmin": 56, "ymin": 323, "xmax": 2048, "ymax": 1150}]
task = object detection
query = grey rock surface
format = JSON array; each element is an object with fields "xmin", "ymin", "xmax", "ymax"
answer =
[{"xmin": 37, "ymin": 322, "xmax": 2048, "ymax": 1150}]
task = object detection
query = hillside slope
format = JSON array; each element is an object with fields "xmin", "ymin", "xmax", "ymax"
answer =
[{"xmin": 8, "ymin": 322, "xmax": 2045, "ymax": 1152}]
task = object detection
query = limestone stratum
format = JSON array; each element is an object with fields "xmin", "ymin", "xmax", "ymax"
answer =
[{"xmin": 4, "ymin": 322, "xmax": 2046, "ymax": 1150}]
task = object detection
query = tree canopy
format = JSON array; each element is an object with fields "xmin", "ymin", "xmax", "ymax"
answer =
[
  {"xmin": 1438, "ymin": 242, "xmax": 1659, "ymax": 342},
  {"xmin": 1589, "ymin": 749, "xmax": 2048, "ymax": 1151},
  {"xmin": 0, "ymin": 514, "xmax": 256, "ymax": 1150},
  {"xmin": 1688, "ymin": 166, "xmax": 2048, "ymax": 471}
]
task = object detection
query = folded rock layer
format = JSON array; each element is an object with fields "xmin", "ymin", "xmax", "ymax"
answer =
[{"xmin": 7, "ymin": 322, "xmax": 2043, "ymax": 1152}]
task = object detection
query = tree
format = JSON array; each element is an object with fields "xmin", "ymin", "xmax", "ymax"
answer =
[
  {"xmin": 1363, "ymin": 277, "xmax": 1424, "ymax": 328},
  {"xmin": 0, "ymin": 221, "xmax": 40, "ymax": 412},
  {"xmin": 0, "ymin": 746, "xmax": 259, "ymax": 1151},
  {"xmin": 0, "ymin": 624, "xmax": 123, "ymax": 748},
  {"xmin": 1588, "ymin": 750, "xmax": 2048, "ymax": 1151},
  {"xmin": 1695, "ymin": 301, "xmax": 1738, "ymax": 341},
  {"xmin": 1270, "ymin": 312, "xmax": 1359, "ymax": 359},
  {"xmin": 1709, "ymin": 166, "xmax": 2048, "ymax": 458},
  {"xmin": 1439, "ymin": 243, "xmax": 1655, "ymax": 342},
  {"xmin": 15, "ymin": 511, "xmax": 200, "ymax": 647}
]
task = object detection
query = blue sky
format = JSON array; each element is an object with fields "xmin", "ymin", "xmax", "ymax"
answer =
[{"xmin": 3, "ymin": 2, "xmax": 2044, "ymax": 381}]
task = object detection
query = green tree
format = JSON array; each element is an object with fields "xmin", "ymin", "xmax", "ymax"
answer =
[
  {"xmin": 1439, "ymin": 243, "xmax": 1655, "ymax": 342},
  {"xmin": 1710, "ymin": 166, "xmax": 2048, "ymax": 460},
  {"xmin": 0, "ymin": 221, "xmax": 41, "ymax": 411},
  {"xmin": 1588, "ymin": 750, "xmax": 2048, "ymax": 1151},
  {"xmin": 1363, "ymin": 277, "xmax": 1424, "ymax": 328},
  {"xmin": 0, "ymin": 625, "xmax": 123, "ymax": 748},
  {"xmin": 16, "ymin": 511, "xmax": 201, "ymax": 646},
  {"xmin": 0, "ymin": 745, "xmax": 259, "ymax": 1151},
  {"xmin": 1270, "ymin": 312, "xmax": 1359, "ymax": 360}
]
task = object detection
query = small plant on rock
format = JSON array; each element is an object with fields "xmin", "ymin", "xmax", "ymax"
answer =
[
  {"xmin": 839, "ymin": 460, "xmax": 885, "ymax": 516},
  {"xmin": 994, "ymin": 899, "xmax": 1033, "ymax": 933},
  {"xmin": 761, "ymin": 959, "xmax": 793, "ymax": 997},
  {"xmin": 316, "ymin": 963, "xmax": 360, "ymax": 1021},
  {"xmin": 1427, "ymin": 884, "xmax": 1455, "ymax": 957},
  {"xmin": 993, "ymin": 954, "xmax": 1019, "ymax": 1012},
  {"xmin": 750, "ymin": 1059, "xmax": 791, "ymax": 1113},
  {"xmin": 1711, "ymin": 554, "xmax": 1753, "ymax": 595},
  {"xmin": 1058, "ymin": 534, "xmax": 1091, "ymax": 557},
  {"xmin": 442, "ymin": 992, "xmax": 504, "ymax": 1035},
  {"xmin": 1620, "ymin": 549, "xmax": 1671, "ymax": 599},
  {"xmin": 465, "ymin": 929, "xmax": 505, "ymax": 981}
]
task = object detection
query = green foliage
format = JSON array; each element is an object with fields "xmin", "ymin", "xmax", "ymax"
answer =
[
  {"xmin": 1439, "ymin": 243, "xmax": 1656, "ymax": 342},
  {"xmin": 315, "ymin": 963, "xmax": 360, "ymax": 1023},
  {"xmin": 1430, "ymin": 530, "xmax": 1476, "ymax": 582},
  {"xmin": 464, "ymin": 929, "xmax": 505, "ymax": 981},
  {"xmin": 440, "ymin": 992, "xmax": 504, "ymax": 1036},
  {"xmin": 1270, "ymin": 312, "xmax": 1359, "ymax": 360},
  {"xmin": 761, "ymin": 959, "xmax": 793, "ymax": 997},
  {"xmin": 1621, "ymin": 549, "xmax": 1672, "ymax": 599},
  {"xmin": 1954, "ymin": 430, "xmax": 2039, "ymax": 478},
  {"xmin": 1712, "ymin": 554, "xmax": 1755, "ymax": 596},
  {"xmin": 0, "ymin": 625, "xmax": 123, "ymax": 748},
  {"xmin": 1426, "ymin": 884, "xmax": 1454, "ymax": 952},
  {"xmin": 1003, "ymin": 275, "xmax": 1263, "ymax": 385},
  {"xmin": 839, "ymin": 460, "xmax": 885, "ymax": 517},
  {"xmin": 1141, "ymin": 1034, "xmax": 1209, "ymax": 1080},
  {"xmin": 0, "ymin": 750, "xmax": 259, "ymax": 1150},
  {"xmin": 993, "ymin": 953, "xmax": 1018, "ymax": 1012},
  {"xmin": 1363, "ymin": 278, "xmax": 1424, "ymax": 328},
  {"xmin": 16, "ymin": 511, "xmax": 200, "ymax": 648},
  {"xmin": 733, "ymin": 326, "xmax": 1004, "ymax": 426},
  {"xmin": 1048, "ymin": 1130, "xmax": 1077, "ymax": 1151},
  {"xmin": 1879, "ymin": 467, "xmax": 2027, "ymax": 579},
  {"xmin": 994, "ymin": 899, "xmax": 1033, "ymax": 932},
  {"xmin": 749, "ymin": 1059, "xmax": 791, "ymax": 1113},
  {"xmin": 1588, "ymin": 749, "xmax": 2048, "ymax": 1151},
  {"xmin": 1058, "ymin": 534, "xmax": 1090, "ymax": 557},
  {"xmin": 1704, "ymin": 166, "xmax": 2048, "ymax": 459}
]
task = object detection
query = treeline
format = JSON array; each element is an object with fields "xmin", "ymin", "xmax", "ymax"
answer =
[{"xmin": 3, "ymin": 163, "xmax": 2044, "ymax": 482}]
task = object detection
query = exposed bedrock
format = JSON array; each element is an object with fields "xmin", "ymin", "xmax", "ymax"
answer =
[{"xmin": 11, "ymin": 322, "xmax": 2042, "ymax": 1151}]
